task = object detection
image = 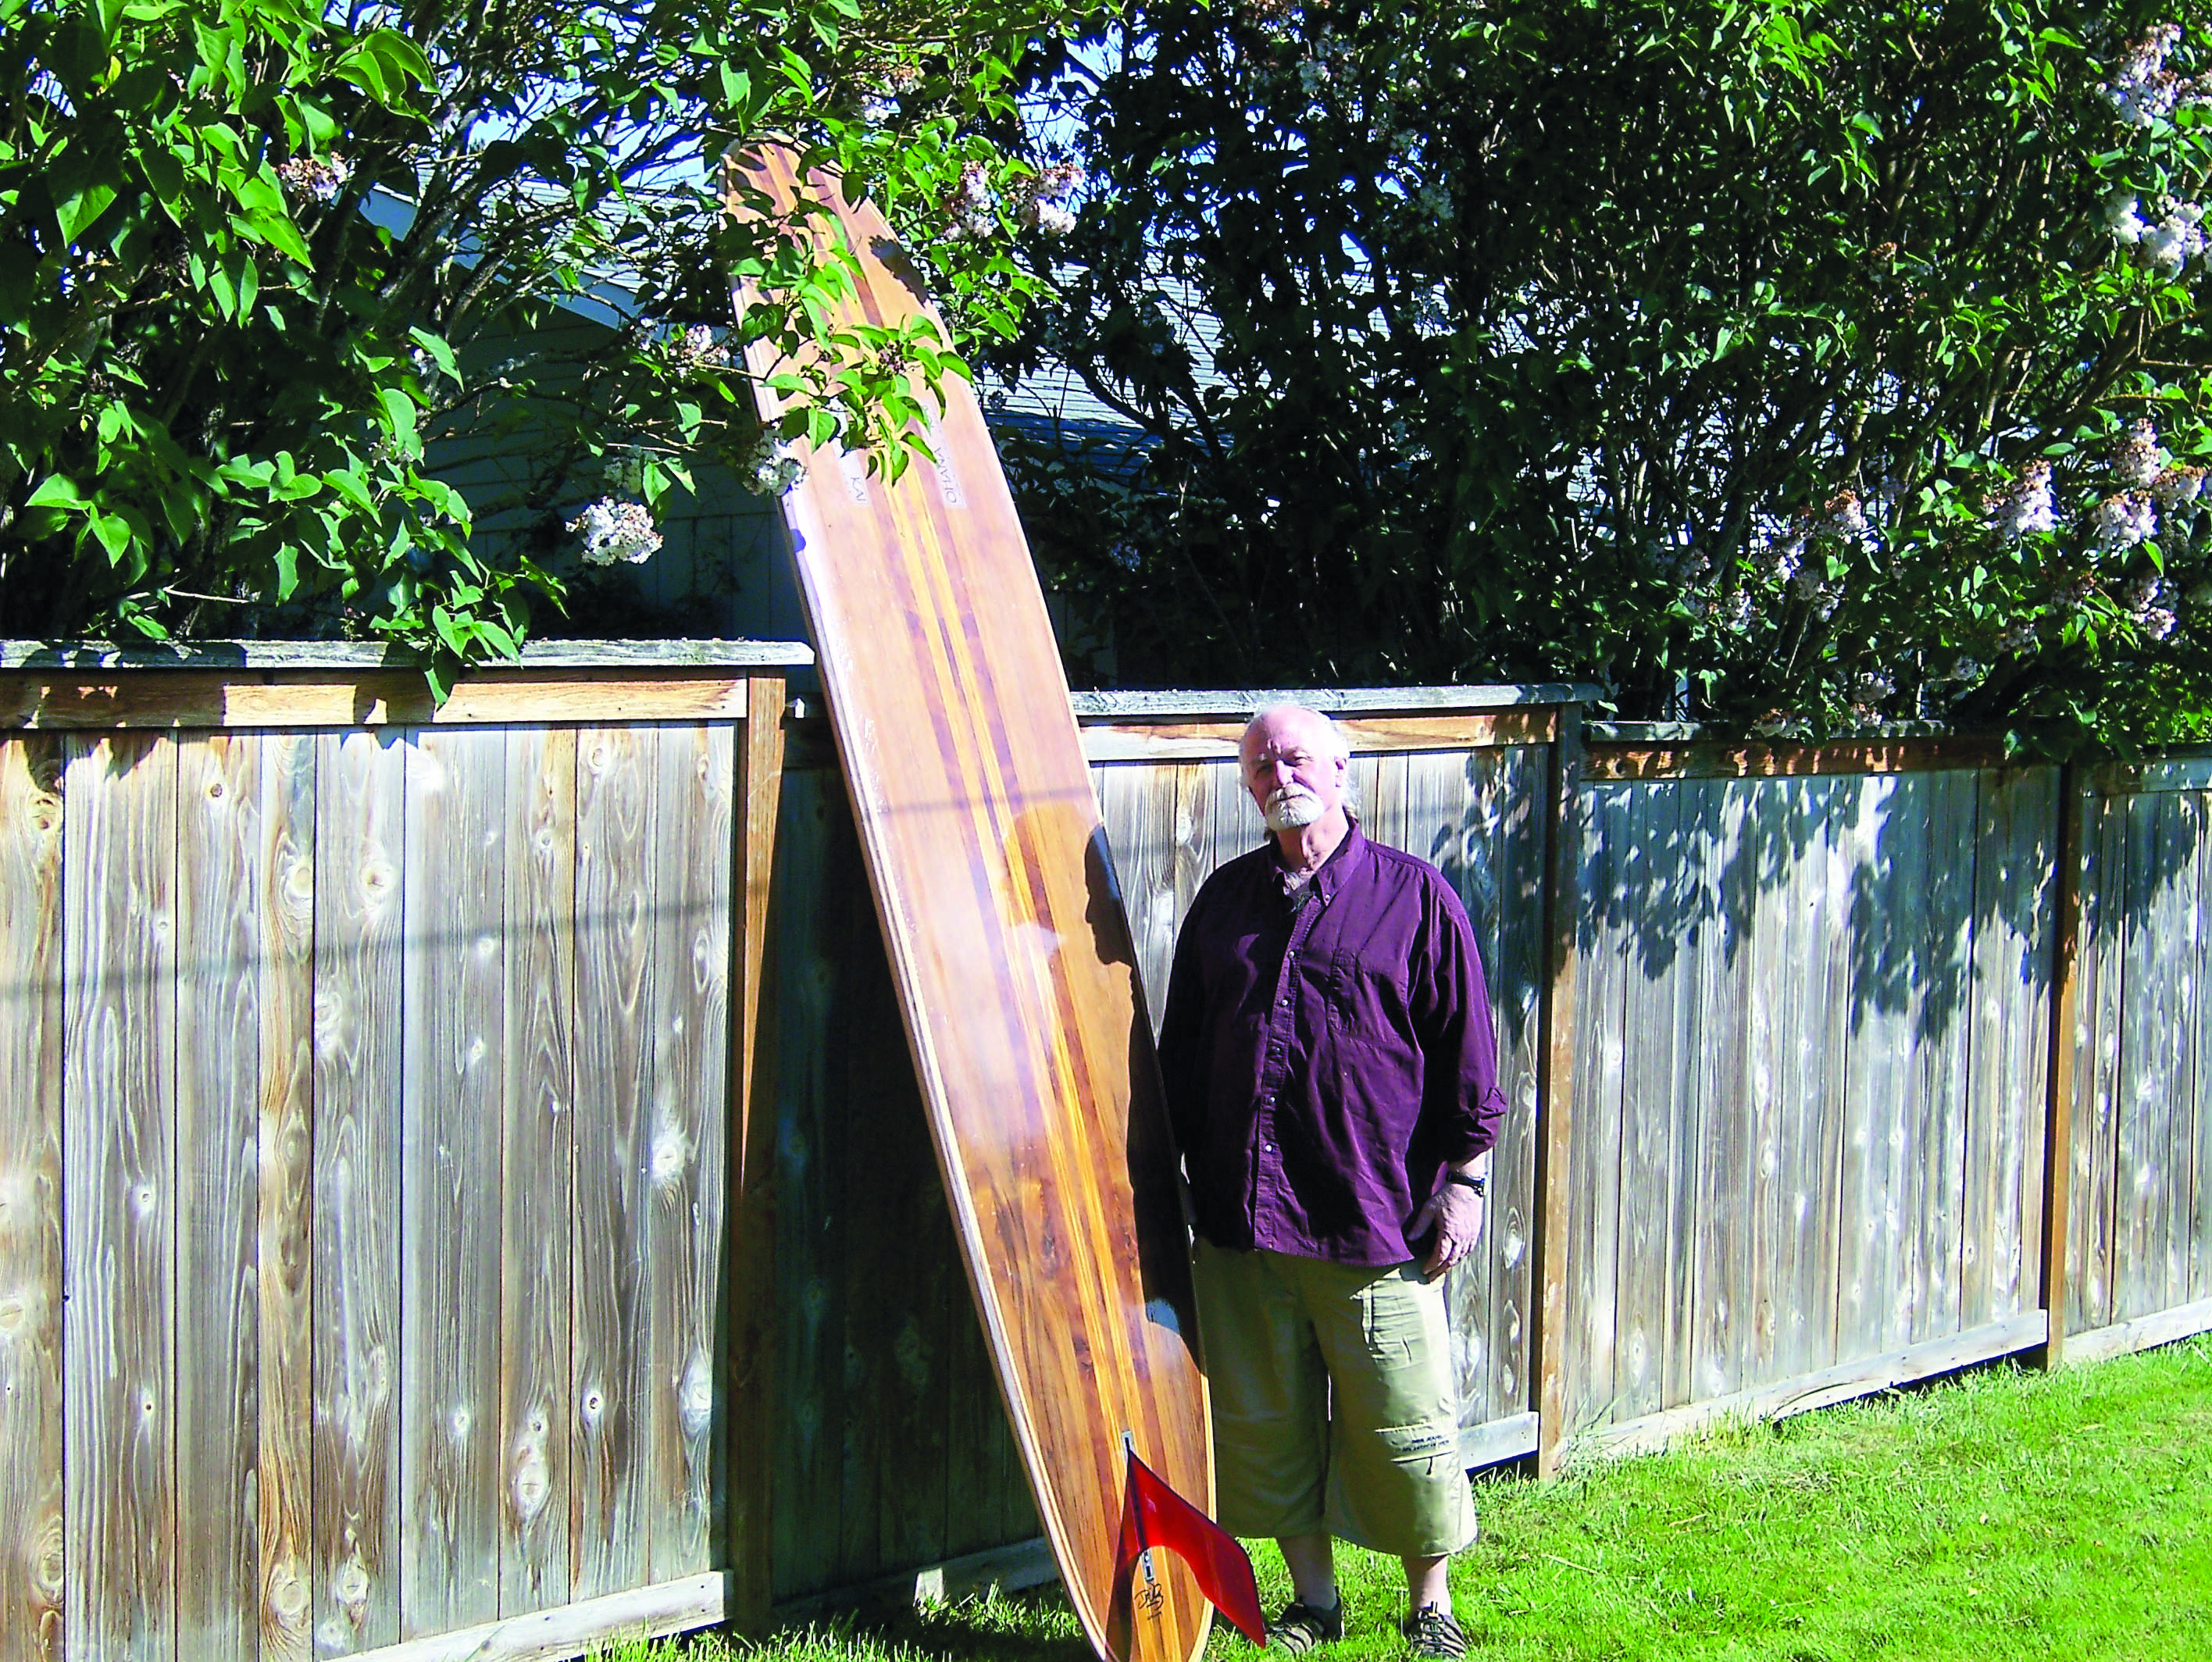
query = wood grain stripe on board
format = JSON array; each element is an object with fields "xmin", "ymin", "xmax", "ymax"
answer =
[
  {"xmin": 872, "ymin": 413, "xmax": 1178, "ymax": 1522},
  {"xmin": 0, "ymin": 672, "xmax": 768, "ymax": 730},
  {"xmin": 1079, "ymin": 710, "xmax": 1557, "ymax": 761},
  {"xmin": 0, "ymin": 736, "xmax": 65, "ymax": 1662},
  {"xmin": 736, "ymin": 145, "xmax": 1210, "ymax": 1662}
]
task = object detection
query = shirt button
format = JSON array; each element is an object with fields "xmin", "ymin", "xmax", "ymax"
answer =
[{"xmin": 1263, "ymin": 1142, "xmax": 1276, "ymax": 1154}]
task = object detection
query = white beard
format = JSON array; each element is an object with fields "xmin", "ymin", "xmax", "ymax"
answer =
[{"xmin": 1262, "ymin": 789, "xmax": 1324, "ymax": 832}]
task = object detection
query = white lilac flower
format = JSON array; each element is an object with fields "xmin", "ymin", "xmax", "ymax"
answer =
[
  {"xmin": 2107, "ymin": 191, "xmax": 2150, "ymax": 243},
  {"xmin": 1998, "ymin": 618, "xmax": 2040, "ymax": 654},
  {"xmin": 1770, "ymin": 536, "xmax": 1805, "ymax": 583},
  {"xmin": 1988, "ymin": 461, "xmax": 2057, "ymax": 537},
  {"xmin": 948, "ymin": 161, "xmax": 997, "ymax": 240},
  {"xmin": 1022, "ymin": 199, "xmax": 1077, "ymax": 237},
  {"xmin": 2103, "ymin": 23, "xmax": 2184, "ymax": 127},
  {"xmin": 2121, "ymin": 573, "xmax": 2167, "ymax": 615},
  {"xmin": 1855, "ymin": 669, "xmax": 1895, "ymax": 703},
  {"xmin": 2115, "ymin": 419, "xmax": 2165, "ymax": 487},
  {"xmin": 1822, "ymin": 489, "xmax": 1868, "ymax": 539},
  {"xmin": 670, "ymin": 324, "xmax": 728, "ymax": 371},
  {"xmin": 2154, "ymin": 462, "xmax": 2207, "ymax": 508},
  {"xmin": 1950, "ymin": 658, "xmax": 1985, "ymax": 683},
  {"xmin": 741, "ymin": 431, "xmax": 804, "ymax": 497},
  {"xmin": 2092, "ymin": 490, "xmax": 2159, "ymax": 550},
  {"xmin": 2142, "ymin": 606, "xmax": 2179, "ymax": 640},
  {"xmin": 1724, "ymin": 588, "xmax": 1756, "ymax": 632},
  {"xmin": 276, "ymin": 154, "xmax": 351, "ymax": 204},
  {"xmin": 2142, "ymin": 210, "xmax": 2207, "ymax": 276},
  {"xmin": 565, "ymin": 498, "xmax": 662, "ymax": 565}
]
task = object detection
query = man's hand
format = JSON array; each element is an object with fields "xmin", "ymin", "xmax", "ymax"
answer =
[{"xmin": 1411, "ymin": 1181, "xmax": 1486, "ymax": 1282}]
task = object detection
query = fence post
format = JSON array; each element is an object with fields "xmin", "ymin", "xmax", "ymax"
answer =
[
  {"xmin": 1529, "ymin": 703, "xmax": 1584, "ymax": 1477},
  {"xmin": 2036, "ymin": 762, "xmax": 2085, "ymax": 1369},
  {"xmin": 726, "ymin": 673, "xmax": 787, "ymax": 1628}
]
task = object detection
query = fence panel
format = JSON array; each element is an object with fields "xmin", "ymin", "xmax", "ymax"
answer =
[
  {"xmin": 2066, "ymin": 759, "xmax": 2212, "ymax": 1361},
  {"xmin": 0, "ymin": 647, "xmax": 799, "ymax": 1662},
  {"xmin": 18, "ymin": 656, "xmax": 2212, "ymax": 1660},
  {"xmin": 1565, "ymin": 751, "xmax": 2060, "ymax": 1456},
  {"xmin": 765, "ymin": 754, "xmax": 1036, "ymax": 1610}
]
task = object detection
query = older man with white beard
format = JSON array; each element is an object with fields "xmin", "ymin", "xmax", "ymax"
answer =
[{"xmin": 1156, "ymin": 704, "xmax": 1504, "ymax": 1660}]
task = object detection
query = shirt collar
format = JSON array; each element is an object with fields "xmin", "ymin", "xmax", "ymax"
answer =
[{"xmin": 1270, "ymin": 815, "xmax": 1365, "ymax": 902}]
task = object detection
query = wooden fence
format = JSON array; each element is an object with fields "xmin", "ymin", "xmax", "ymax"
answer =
[{"xmin": 5, "ymin": 650, "xmax": 2212, "ymax": 1662}]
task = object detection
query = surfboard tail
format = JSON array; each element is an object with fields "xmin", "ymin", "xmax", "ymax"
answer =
[{"xmin": 1107, "ymin": 1442, "xmax": 1265, "ymax": 1660}]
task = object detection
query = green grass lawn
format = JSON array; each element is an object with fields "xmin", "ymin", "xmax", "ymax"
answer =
[{"xmin": 624, "ymin": 1333, "xmax": 2212, "ymax": 1662}]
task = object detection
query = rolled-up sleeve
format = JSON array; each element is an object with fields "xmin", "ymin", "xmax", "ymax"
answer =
[{"xmin": 1414, "ymin": 875, "xmax": 1507, "ymax": 1164}]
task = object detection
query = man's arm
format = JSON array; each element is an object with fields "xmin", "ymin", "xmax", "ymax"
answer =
[
  {"xmin": 1154, "ymin": 890, "xmax": 1211, "ymax": 1196},
  {"xmin": 1409, "ymin": 874, "xmax": 1506, "ymax": 1278}
]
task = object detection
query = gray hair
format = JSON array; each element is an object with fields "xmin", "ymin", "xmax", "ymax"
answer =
[{"xmin": 1243, "ymin": 703, "xmax": 1351, "ymax": 761}]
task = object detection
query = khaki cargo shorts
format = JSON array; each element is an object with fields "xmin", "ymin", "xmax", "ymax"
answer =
[{"xmin": 1192, "ymin": 1239, "xmax": 1477, "ymax": 1557}]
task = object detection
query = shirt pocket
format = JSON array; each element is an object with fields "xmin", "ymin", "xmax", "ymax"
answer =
[{"xmin": 1327, "ymin": 941, "xmax": 1415, "ymax": 1038}]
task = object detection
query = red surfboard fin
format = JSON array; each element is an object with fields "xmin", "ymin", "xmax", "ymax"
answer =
[{"xmin": 1105, "ymin": 1439, "xmax": 1266, "ymax": 1659}]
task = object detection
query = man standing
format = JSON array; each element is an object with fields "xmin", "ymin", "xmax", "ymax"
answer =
[{"xmin": 1156, "ymin": 704, "xmax": 1504, "ymax": 1660}]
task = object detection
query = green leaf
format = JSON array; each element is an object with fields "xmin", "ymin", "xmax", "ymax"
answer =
[
  {"xmin": 24, "ymin": 476, "xmax": 86, "ymax": 509},
  {"xmin": 55, "ymin": 182, "xmax": 117, "ymax": 243},
  {"xmin": 430, "ymin": 605, "xmax": 466, "ymax": 656},
  {"xmin": 378, "ymin": 387, "xmax": 419, "ymax": 451},
  {"xmin": 89, "ymin": 512, "xmax": 133, "ymax": 562}
]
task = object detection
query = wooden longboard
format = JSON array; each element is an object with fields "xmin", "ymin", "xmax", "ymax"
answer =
[{"xmin": 730, "ymin": 151, "xmax": 1214, "ymax": 1662}]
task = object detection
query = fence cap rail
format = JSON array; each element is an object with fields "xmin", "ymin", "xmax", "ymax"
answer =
[
  {"xmin": 1070, "ymin": 683, "xmax": 1600, "ymax": 721},
  {"xmin": 0, "ymin": 637, "xmax": 817, "ymax": 672}
]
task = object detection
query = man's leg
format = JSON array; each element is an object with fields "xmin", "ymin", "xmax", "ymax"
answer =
[
  {"xmin": 1279, "ymin": 1530, "xmax": 1337, "ymax": 1610},
  {"xmin": 1402, "ymin": 1552, "xmax": 1448, "ymax": 1614}
]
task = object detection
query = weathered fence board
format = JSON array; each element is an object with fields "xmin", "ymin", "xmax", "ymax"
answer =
[
  {"xmin": 0, "ymin": 736, "xmax": 64, "ymax": 1662},
  {"xmin": 313, "ymin": 729, "xmax": 408, "ymax": 1655},
  {"xmin": 571, "ymin": 726, "xmax": 656, "ymax": 1603},
  {"xmin": 63, "ymin": 733, "xmax": 179, "ymax": 1662},
  {"xmin": 175, "ymin": 730, "xmax": 269, "ymax": 1661},
  {"xmin": 259, "ymin": 732, "xmax": 319, "ymax": 1662},
  {"xmin": 501, "ymin": 726, "xmax": 576, "ymax": 1617},
  {"xmin": 401, "ymin": 728, "xmax": 510, "ymax": 1635},
  {"xmin": 646, "ymin": 725, "xmax": 734, "ymax": 1583}
]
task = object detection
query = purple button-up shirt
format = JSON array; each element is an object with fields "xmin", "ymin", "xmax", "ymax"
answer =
[{"xmin": 1156, "ymin": 822, "xmax": 1507, "ymax": 1267}]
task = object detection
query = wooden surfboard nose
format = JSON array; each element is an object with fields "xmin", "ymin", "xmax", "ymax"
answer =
[{"xmin": 731, "ymin": 147, "xmax": 1217, "ymax": 1662}]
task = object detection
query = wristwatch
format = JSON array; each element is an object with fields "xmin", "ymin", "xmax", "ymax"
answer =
[{"xmin": 1444, "ymin": 1172, "xmax": 1486, "ymax": 1197}]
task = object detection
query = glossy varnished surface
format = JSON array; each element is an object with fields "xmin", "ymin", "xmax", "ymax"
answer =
[{"xmin": 733, "ymin": 151, "xmax": 1211, "ymax": 1662}]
